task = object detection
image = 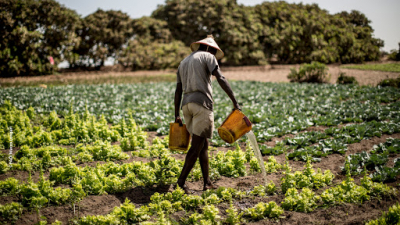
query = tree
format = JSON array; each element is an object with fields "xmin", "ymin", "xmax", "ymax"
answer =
[
  {"xmin": 336, "ymin": 10, "xmax": 383, "ymax": 63},
  {"xmin": 118, "ymin": 16, "xmax": 189, "ymax": 70},
  {"xmin": 70, "ymin": 9, "xmax": 133, "ymax": 68},
  {"xmin": 152, "ymin": 0, "xmax": 267, "ymax": 65},
  {"xmin": 0, "ymin": 0, "xmax": 81, "ymax": 77}
]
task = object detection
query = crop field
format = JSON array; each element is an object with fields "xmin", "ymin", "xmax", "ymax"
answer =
[{"xmin": 1, "ymin": 81, "xmax": 400, "ymax": 224}]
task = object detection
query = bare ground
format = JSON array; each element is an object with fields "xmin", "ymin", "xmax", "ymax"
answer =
[
  {"xmin": 1, "ymin": 63, "xmax": 399, "ymax": 87},
  {"xmin": 221, "ymin": 64, "xmax": 400, "ymax": 86}
]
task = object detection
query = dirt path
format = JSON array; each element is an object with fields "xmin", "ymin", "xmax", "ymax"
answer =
[
  {"xmin": 1, "ymin": 64, "xmax": 399, "ymax": 87},
  {"xmin": 221, "ymin": 64, "xmax": 400, "ymax": 86}
]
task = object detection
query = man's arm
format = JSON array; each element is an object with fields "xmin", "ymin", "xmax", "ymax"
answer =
[
  {"xmin": 175, "ymin": 81, "xmax": 183, "ymax": 125},
  {"xmin": 213, "ymin": 68, "xmax": 240, "ymax": 110}
]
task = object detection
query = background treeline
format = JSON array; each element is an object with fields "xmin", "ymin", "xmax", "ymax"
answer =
[{"xmin": 0, "ymin": 0, "xmax": 386, "ymax": 77}]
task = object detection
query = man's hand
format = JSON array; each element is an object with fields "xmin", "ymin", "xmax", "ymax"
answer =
[
  {"xmin": 175, "ymin": 116, "xmax": 183, "ymax": 126},
  {"xmin": 233, "ymin": 103, "xmax": 241, "ymax": 111}
]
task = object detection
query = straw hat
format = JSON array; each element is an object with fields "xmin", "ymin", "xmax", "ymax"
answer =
[{"xmin": 190, "ymin": 35, "xmax": 224, "ymax": 60}]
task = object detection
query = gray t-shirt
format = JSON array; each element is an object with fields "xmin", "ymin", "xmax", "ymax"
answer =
[{"xmin": 177, "ymin": 51, "xmax": 219, "ymax": 111}]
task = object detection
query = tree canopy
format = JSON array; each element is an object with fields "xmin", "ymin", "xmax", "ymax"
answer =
[
  {"xmin": 0, "ymin": 0, "xmax": 80, "ymax": 76},
  {"xmin": 0, "ymin": 0, "xmax": 386, "ymax": 76}
]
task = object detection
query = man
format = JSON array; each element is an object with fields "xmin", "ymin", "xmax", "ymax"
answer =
[{"xmin": 174, "ymin": 35, "xmax": 240, "ymax": 194}]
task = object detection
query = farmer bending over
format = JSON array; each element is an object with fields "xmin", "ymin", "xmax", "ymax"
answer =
[{"xmin": 175, "ymin": 35, "xmax": 240, "ymax": 194}]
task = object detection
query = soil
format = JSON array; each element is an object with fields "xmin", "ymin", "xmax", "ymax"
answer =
[
  {"xmin": 221, "ymin": 64, "xmax": 400, "ymax": 86},
  {"xmin": 1, "ymin": 62, "xmax": 399, "ymax": 87}
]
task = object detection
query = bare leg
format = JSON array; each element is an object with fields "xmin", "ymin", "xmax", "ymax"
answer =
[
  {"xmin": 177, "ymin": 134, "xmax": 205, "ymax": 193},
  {"xmin": 199, "ymin": 139, "xmax": 216, "ymax": 190}
]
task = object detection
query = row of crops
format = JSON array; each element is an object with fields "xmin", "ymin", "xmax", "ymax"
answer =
[
  {"xmin": 0, "ymin": 81, "xmax": 399, "ymax": 224},
  {"xmin": 1, "ymin": 82, "xmax": 399, "ymax": 137}
]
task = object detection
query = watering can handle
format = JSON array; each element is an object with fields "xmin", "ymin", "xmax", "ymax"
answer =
[{"xmin": 243, "ymin": 116, "xmax": 252, "ymax": 127}]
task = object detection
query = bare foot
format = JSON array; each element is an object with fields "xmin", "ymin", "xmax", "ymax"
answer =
[
  {"xmin": 203, "ymin": 183, "xmax": 218, "ymax": 191},
  {"xmin": 177, "ymin": 183, "xmax": 193, "ymax": 194}
]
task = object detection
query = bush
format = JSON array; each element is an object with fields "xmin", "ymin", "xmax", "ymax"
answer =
[
  {"xmin": 337, "ymin": 72, "xmax": 358, "ymax": 85},
  {"xmin": 378, "ymin": 76, "xmax": 400, "ymax": 88},
  {"xmin": 288, "ymin": 62, "xmax": 330, "ymax": 83},
  {"xmin": 388, "ymin": 42, "xmax": 400, "ymax": 61},
  {"xmin": 388, "ymin": 43, "xmax": 400, "ymax": 61},
  {"xmin": 388, "ymin": 50, "xmax": 399, "ymax": 61}
]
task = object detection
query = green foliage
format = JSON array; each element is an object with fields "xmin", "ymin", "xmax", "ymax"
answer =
[
  {"xmin": 50, "ymin": 157, "xmax": 83, "ymax": 184},
  {"xmin": 149, "ymin": 156, "xmax": 182, "ymax": 185},
  {"xmin": 149, "ymin": 187, "xmax": 185, "ymax": 214},
  {"xmin": 12, "ymin": 145, "xmax": 70, "ymax": 171},
  {"xmin": 370, "ymin": 165, "xmax": 400, "ymax": 183},
  {"xmin": 78, "ymin": 214, "xmax": 120, "ymax": 225},
  {"xmin": 0, "ymin": 160, "xmax": 9, "ymax": 174},
  {"xmin": 71, "ymin": 181, "xmax": 86, "ymax": 206},
  {"xmin": 38, "ymin": 171, "xmax": 72, "ymax": 205},
  {"xmin": 1, "ymin": 0, "xmax": 384, "ymax": 76},
  {"xmin": 0, "ymin": 100, "xmax": 126, "ymax": 150},
  {"xmin": 342, "ymin": 63, "xmax": 400, "ymax": 73},
  {"xmin": 76, "ymin": 140, "xmax": 129, "ymax": 161},
  {"xmin": 224, "ymin": 204, "xmax": 243, "ymax": 225},
  {"xmin": 111, "ymin": 199, "xmax": 150, "ymax": 224},
  {"xmin": 366, "ymin": 203, "xmax": 400, "ymax": 225},
  {"xmin": 152, "ymin": 0, "xmax": 268, "ymax": 66},
  {"xmin": 281, "ymin": 159, "xmax": 334, "ymax": 193},
  {"xmin": 321, "ymin": 163, "xmax": 370, "ymax": 205},
  {"xmin": 285, "ymin": 131, "xmax": 330, "ymax": 150},
  {"xmin": 27, "ymin": 107, "xmax": 36, "ymax": 120},
  {"xmin": 2, "ymin": 81, "xmax": 400, "ymax": 224},
  {"xmin": 120, "ymin": 126, "xmax": 149, "ymax": 151},
  {"xmin": 71, "ymin": 9, "xmax": 133, "ymax": 68},
  {"xmin": 243, "ymin": 201, "xmax": 284, "ymax": 220},
  {"xmin": 250, "ymin": 155, "xmax": 282, "ymax": 174},
  {"xmin": 378, "ymin": 76, "xmax": 400, "ymax": 88},
  {"xmin": 249, "ymin": 181, "xmax": 276, "ymax": 196},
  {"xmin": 201, "ymin": 204, "xmax": 221, "ymax": 224},
  {"xmin": 342, "ymin": 138, "xmax": 400, "ymax": 183},
  {"xmin": 259, "ymin": 142, "xmax": 288, "ymax": 155},
  {"xmin": 288, "ymin": 120, "xmax": 400, "ymax": 161},
  {"xmin": 2, "ymin": 81, "xmax": 400, "ymax": 138},
  {"xmin": 337, "ymin": 72, "xmax": 358, "ymax": 85},
  {"xmin": 210, "ymin": 145, "xmax": 247, "ymax": 178},
  {"xmin": 118, "ymin": 17, "xmax": 189, "ymax": 70},
  {"xmin": 372, "ymin": 138, "xmax": 400, "ymax": 154},
  {"xmin": 201, "ymin": 187, "xmax": 245, "ymax": 205},
  {"xmin": 343, "ymin": 151, "xmax": 389, "ymax": 175},
  {"xmin": 361, "ymin": 172, "xmax": 397, "ymax": 197},
  {"xmin": 153, "ymin": 1, "xmax": 382, "ymax": 65},
  {"xmin": 0, "ymin": 202, "xmax": 24, "ymax": 224},
  {"xmin": 281, "ymin": 188, "xmax": 320, "ymax": 212},
  {"xmin": 0, "ymin": 177, "xmax": 21, "ymax": 196},
  {"xmin": 388, "ymin": 49, "xmax": 399, "ymax": 61},
  {"xmin": 180, "ymin": 195, "xmax": 203, "ymax": 211},
  {"xmin": 288, "ymin": 62, "xmax": 330, "ymax": 83},
  {"xmin": 0, "ymin": 0, "xmax": 81, "ymax": 76}
]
